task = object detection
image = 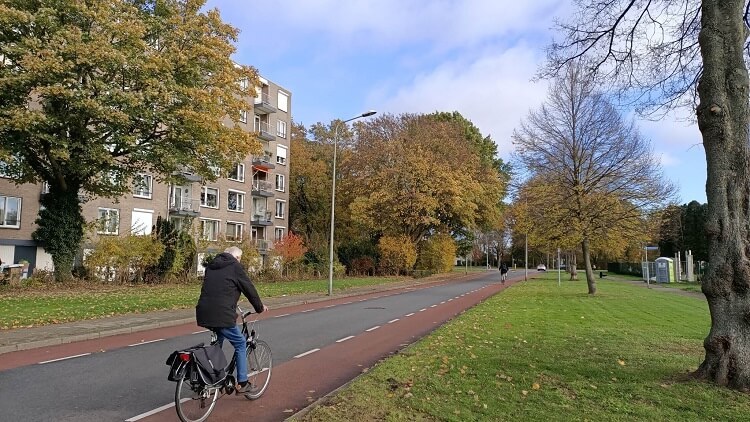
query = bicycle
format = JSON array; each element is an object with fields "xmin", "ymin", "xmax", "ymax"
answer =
[{"xmin": 171, "ymin": 306, "xmax": 273, "ymax": 422}]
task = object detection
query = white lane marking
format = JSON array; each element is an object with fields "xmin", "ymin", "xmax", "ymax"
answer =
[
  {"xmin": 440, "ymin": 301, "xmax": 446, "ymax": 304},
  {"xmin": 192, "ymin": 329, "xmax": 209, "ymax": 335},
  {"xmin": 125, "ymin": 401, "xmax": 180, "ymax": 421},
  {"xmin": 325, "ymin": 305, "xmax": 335, "ymax": 308},
  {"xmin": 448, "ymin": 298, "xmax": 453, "ymax": 302},
  {"xmin": 343, "ymin": 301, "xmax": 353, "ymax": 305},
  {"xmin": 295, "ymin": 348, "xmax": 320, "ymax": 358},
  {"xmin": 430, "ymin": 305, "xmax": 437, "ymax": 308},
  {"xmin": 39, "ymin": 353, "xmax": 91, "ymax": 364},
  {"xmin": 359, "ymin": 299, "xmax": 367, "ymax": 302},
  {"xmin": 419, "ymin": 308, "xmax": 427, "ymax": 312},
  {"xmin": 274, "ymin": 313, "xmax": 290, "ymax": 318},
  {"xmin": 301, "ymin": 309, "xmax": 312, "ymax": 313},
  {"xmin": 336, "ymin": 335, "xmax": 355, "ymax": 343},
  {"xmin": 128, "ymin": 338, "xmax": 165, "ymax": 347},
  {"xmin": 365, "ymin": 326, "xmax": 380, "ymax": 332},
  {"xmin": 405, "ymin": 313, "xmax": 415, "ymax": 317},
  {"xmin": 388, "ymin": 318, "xmax": 400, "ymax": 324}
]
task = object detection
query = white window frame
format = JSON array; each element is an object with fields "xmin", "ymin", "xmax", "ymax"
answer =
[
  {"xmin": 0, "ymin": 196, "xmax": 21, "ymax": 228},
  {"xmin": 226, "ymin": 221, "xmax": 244, "ymax": 242},
  {"xmin": 275, "ymin": 199, "xmax": 285, "ymax": 219},
  {"xmin": 199, "ymin": 218, "xmax": 220, "ymax": 241},
  {"xmin": 131, "ymin": 208, "xmax": 154, "ymax": 235},
  {"xmin": 276, "ymin": 145, "xmax": 287, "ymax": 165},
  {"xmin": 200, "ymin": 186, "xmax": 219, "ymax": 209},
  {"xmin": 239, "ymin": 109, "xmax": 248, "ymax": 123},
  {"xmin": 274, "ymin": 227, "xmax": 285, "ymax": 241},
  {"xmin": 277, "ymin": 120, "xmax": 287, "ymax": 138},
  {"xmin": 227, "ymin": 189, "xmax": 245, "ymax": 213},
  {"xmin": 97, "ymin": 207, "xmax": 120, "ymax": 235},
  {"xmin": 275, "ymin": 174, "xmax": 285, "ymax": 192},
  {"xmin": 239, "ymin": 77, "xmax": 249, "ymax": 91},
  {"xmin": 228, "ymin": 163, "xmax": 245, "ymax": 182},
  {"xmin": 133, "ymin": 173, "xmax": 153, "ymax": 199}
]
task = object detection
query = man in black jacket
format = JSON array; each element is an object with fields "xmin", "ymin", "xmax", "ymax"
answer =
[{"xmin": 196, "ymin": 246, "xmax": 267, "ymax": 394}]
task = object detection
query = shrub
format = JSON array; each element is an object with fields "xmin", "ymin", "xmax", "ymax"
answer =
[
  {"xmin": 85, "ymin": 234, "xmax": 165, "ymax": 283},
  {"xmin": 377, "ymin": 235, "xmax": 417, "ymax": 276},
  {"xmin": 351, "ymin": 256, "xmax": 376, "ymax": 276},
  {"xmin": 416, "ymin": 234, "xmax": 457, "ymax": 275}
]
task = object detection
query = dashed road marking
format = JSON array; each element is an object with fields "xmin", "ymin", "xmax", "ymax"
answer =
[
  {"xmin": 39, "ymin": 353, "xmax": 91, "ymax": 364},
  {"xmin": 128, "ymin": 339, "xmax": 164, "ymax": 347},
  {"xmin": 336, "ymin": 335, "xmax": 355, "ymax": 343},
  {"xmin": 125, "ymin": 401, "xmax": 179, "ymax": 421},
  {"xmin": 365, "ymin": 326, "xmax": 380, "ymax": 332},
  {"xmin": 405, "ymin": 313, "xmax": 415, "ymax": 317},
  {"xmin": 388, "ymin": 318, "xmax": 400, "ymax": 324},
  {"xmin": 301, "ymin": 309, "xmax": 312, "ymax": 313},
  {"xmin": 419, "ymin": 308, "xmax": 427, "ymax": 312},
  {"xmin": 192, "ymin": 329, "xmax": 209, "ymax": 334},
  {"xmin": 275, "ymin": 313, "xmax": 290, "ymax": 318},
  {"xmin": 430, "ymin": 305, "xmax": 437, "ymax": 308},
  {"xmin": 294, "ymin": 348, "xmax": 320, "ymax": 358}
]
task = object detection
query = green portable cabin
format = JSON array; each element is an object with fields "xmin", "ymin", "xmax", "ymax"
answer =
[{"xmin": 655, "ymin": 257, "xmax": 675, "ymax": 283}]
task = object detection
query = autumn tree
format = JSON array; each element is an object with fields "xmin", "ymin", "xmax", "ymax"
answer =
[
  {"xmin": 345, "ymin": 113, "xmax": 506, "ymax": 243},
  {"xmin": 273, "ymin": 232, "xmax": 308, "ymax": 277},
  {"xmin": 546, "ymin": 0, "xmax": 750, "ymax": 389},
  {"xmin": 513, "ymin": 64, "xmax": 674, "ymax": 294},
  {"xmin": 0, "ymin": 0, "xmax": 260, "ymax": 280}
]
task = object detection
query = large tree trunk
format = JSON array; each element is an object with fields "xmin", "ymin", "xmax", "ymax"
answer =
[
  {"xmin": 694, "ymin": 0, "xmax": 750, "ymax": 389},
  {"xmin": 32, "ymin": 184, "xmax": 85, "ymax": 282},
  {"xmin": 581, "ymin": 237, "xmax": 596, "ymax": 294},
  {"xmin": 569, "ymin": 252, "xmax": 578, "ymax": 281}
]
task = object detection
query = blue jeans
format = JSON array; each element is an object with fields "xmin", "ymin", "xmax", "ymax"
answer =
[{"xmin": 212, "ymin": 325, "xmax": 247, "ymax": 383}]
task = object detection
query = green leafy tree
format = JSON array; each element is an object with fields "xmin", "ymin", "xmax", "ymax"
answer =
[{"xmin": 0, "ymin": 0, "xmax": 260, "ymax": 280}]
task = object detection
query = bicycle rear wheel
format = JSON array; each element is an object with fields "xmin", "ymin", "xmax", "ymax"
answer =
[
  {"xmin": 242, "ymin": 339, "xmax": 273, "ymax": 400},
  {"xmin": 175, "ymin": 376, "xmax": 219, "ymax": 422}
]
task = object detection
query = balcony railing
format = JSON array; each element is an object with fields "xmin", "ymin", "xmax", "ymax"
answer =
[
  {"xmin": 251, "ymin": 152, "xmax": 275, "ymax": 169},
  {"xmin": 251, "ymin": 211, "xmax": 273, "ymax": 226},
  {"xmin": 251, "ymin": 239, "xmax": 272, "ymax": 251},
  {"xmin": 169, "ymin": 197, "xmax": 201, "ymax": 215},
  {"xmin": 252, "ymin": 179, "xmax": 274, "ymax": 197},
  {"xmin": 253, "ymin": 92, "xmax": 276, "ymax": 114},
  {"xmin": 254, "ymin": 120, "xmax": 275, "ymax": 142}
]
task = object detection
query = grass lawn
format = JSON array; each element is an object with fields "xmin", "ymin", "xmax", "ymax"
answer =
[
  {"xmin": 296, "ymin": 273, "xmax": 750, "ymax": 421},
  {"xmin": 662, "ymin": 281, "xmax": 703, "ymax": 294},
  {"xmin": 0, "ymin": 276, "xmax": 410, "ymax": 329}
]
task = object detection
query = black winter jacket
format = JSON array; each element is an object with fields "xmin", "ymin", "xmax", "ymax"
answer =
[{"xmin": 195, "ymin": 253, "xmax": 264, "ymax": 328}]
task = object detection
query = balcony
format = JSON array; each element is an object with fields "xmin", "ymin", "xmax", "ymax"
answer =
[
  {"xmin": 251, "ymin": 180, "xmax": 274, "ymax": 197},
  {"xmin": 253, "ymin": 92, "xmax": 276, "ymax": 114},
  {"xmin": 168, "ymin": 197, "xmax": 201, "ymax": 217},
  {"xmin": 254, "ymin": 120, "xmax": 275, "ymax": 142},
  {"xmin": 251, "ymin": 211, "xmax": 273, "ymax": 226},
  {"xmin": 252, "ymin": 152, "xmax": 275, "ymax": 170},
  {"xmin": 251, "ymin": 238, "xmax": 272, "ymax": 252}
]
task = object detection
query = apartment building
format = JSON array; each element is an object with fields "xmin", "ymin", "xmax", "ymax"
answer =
[{"xmin": 0, "ymin": 75, "xmax": 291, "ymax": 276}]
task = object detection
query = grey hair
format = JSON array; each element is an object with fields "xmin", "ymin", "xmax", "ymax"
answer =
[{"xmin": 224, "ymin": 246, "xmax": 243, "ymax": 259}]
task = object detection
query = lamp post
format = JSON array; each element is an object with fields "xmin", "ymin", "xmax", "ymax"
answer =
[{"xmin": 328, "ymin": 110, "xmax": 377, "ymax": 296}]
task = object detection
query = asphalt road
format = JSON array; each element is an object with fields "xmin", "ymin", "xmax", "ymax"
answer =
[{"xmin": 0, "ymin": 270, "xmax": 518, "ymax": 421}]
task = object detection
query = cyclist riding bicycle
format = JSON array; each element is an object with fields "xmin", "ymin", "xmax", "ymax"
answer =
[{"xmin": 196, "ymin": 246, "xmax": 268, "ymax": 395}]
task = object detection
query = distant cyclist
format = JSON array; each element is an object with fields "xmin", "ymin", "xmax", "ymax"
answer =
[
  {"xmin": 196, "ymin": 246, "xmax": 268, "ymax": 394},
  {"xmin": 500, "ymin": 262, "xmax": 508, "ymax": 283}
]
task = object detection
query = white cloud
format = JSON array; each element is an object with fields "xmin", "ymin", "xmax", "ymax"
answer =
[{"xmin": 371, "ymin": 45, "xmax": 549, "ymax": 158}]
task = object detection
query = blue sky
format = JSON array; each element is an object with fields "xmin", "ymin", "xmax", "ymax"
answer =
[{"xmin": 206, "ymin": 0, "xmax": 707, "ymax": 204}]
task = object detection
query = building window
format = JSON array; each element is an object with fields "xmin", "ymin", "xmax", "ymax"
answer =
[
  {"xmin": 239, "ymin": 77, "xmax": 249, "ymax": 91},
  {"xmin": 276, "ymin": 145, "xmax": 287, "ymax": 165},
  {"xmin": 201, "ymin": 187, "xmax": 219, "ymax": 208},
  {"xmin": 275, "ymin": 200, "xmax": 285, "ymax": 219},
  {"xmin": 239, "ymin": 109, "xmax": 248, "ymax": 123},
  {"xmin": 97, "ymin": 208, "xmax": 119, "ymax": 235},
  {"xmin": 133, "ymin": 174, "xmax": 153, "ymax": 199},
  {"xmin": 226, "ymin": 222, "xmax": 244, "ymax": 242},
  {"xmin": 227, "ymin": 190, "xmax": 245, "ymax": 212},
  {"xmin": 199, "ymin": 219, "xmax": 219, "ymax": 241},
  {"xmin": 228, "ymin": 163, "xmax": 245, "ymax": 182},
  {"xmin": 275, "ymin": 174, "xmax": 285, "ymax": 192},
  {"xmin": 274, "ymin": 227, "xmax": 285, "ymax": 241},
  {"xmin": 278, "ymin": 91, "xmax": 288, "ymax": 112},
  {"xmin": 131, "ymin": 209, "xmax": 153, "ymax": 235},
  {"xmin": 0, "ymin": 196, "xmax": 21, "ymax": 228},
  {"xmin": 277, "ymin": 120, "xmax": 287, "ymax": 138}
]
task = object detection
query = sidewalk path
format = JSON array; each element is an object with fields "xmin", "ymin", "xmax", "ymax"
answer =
[{"xmin": 0, "ymin": 272, "xmax": 485, "ymax": 355}]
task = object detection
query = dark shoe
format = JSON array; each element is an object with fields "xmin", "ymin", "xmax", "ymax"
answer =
[{"xmin": 236, "ymin": 382, "xmax": 252, "ymax": 395}]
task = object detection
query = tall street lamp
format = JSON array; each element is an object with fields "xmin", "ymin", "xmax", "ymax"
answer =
[{"xmin": 328, "ymin": 110, "xmax": 377, "ymax": 296}]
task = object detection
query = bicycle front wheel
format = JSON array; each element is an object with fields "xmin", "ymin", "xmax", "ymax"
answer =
[
  {"xmin": 243, "ymin": 339, "xmax": 273, "ymax": 400},
  {"xmin": 175, "ymin": 376, "xmax": 219, "ymax": 422}
]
